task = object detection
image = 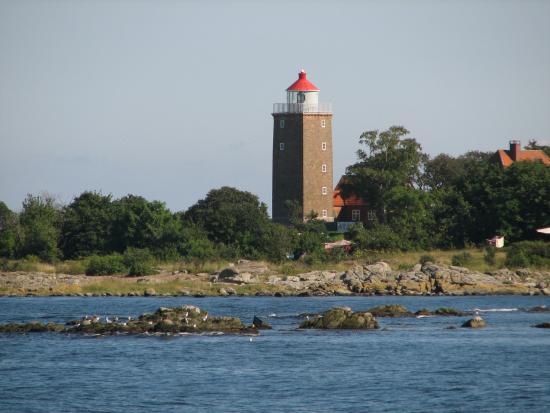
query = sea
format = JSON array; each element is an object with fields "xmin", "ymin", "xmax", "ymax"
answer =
[{"xmin": 1, "ymin": 295, "xmax": 549, "ymax": 413}]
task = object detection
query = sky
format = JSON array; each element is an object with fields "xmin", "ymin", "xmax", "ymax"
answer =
[{"xmin": 1, "ymin": 0, "xmax": 549, "ymax": 213}]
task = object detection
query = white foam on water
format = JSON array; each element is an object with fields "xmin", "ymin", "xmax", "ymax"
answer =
[{"xmin": 473, "ymin": 308, "xmax": 518, "ymax": 312}]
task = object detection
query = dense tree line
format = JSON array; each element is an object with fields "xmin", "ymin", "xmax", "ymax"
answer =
[
  {"xmin": 0, "ymin": 127, "xmax": 548, "ymax": 264},
  {"xmin": 344, "ymin": 127, "xmax": 550, "ymax": 250},
  {"xmin": 0, "ymin": 187, "xmax": 330, "ymax": 263}
]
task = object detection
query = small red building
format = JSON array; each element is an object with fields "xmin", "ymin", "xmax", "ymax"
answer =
[
  {"xmin": 496, "ymin": 140, "xmax": 550, "ymax": 167},
  {"xmin": 333, "ymin": 177, "xmax": 371, "ymax": 224}
]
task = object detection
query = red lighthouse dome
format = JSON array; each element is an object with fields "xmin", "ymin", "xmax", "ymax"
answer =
[{"xmin": 286, "ymin": 69, "xmax": 320, "ymax": 92}]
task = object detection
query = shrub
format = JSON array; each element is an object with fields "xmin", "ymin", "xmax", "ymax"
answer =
[
  {"xmin": 85, "ymin": 254, "xmax": 126, "ymax": 276},
  {"xmin": 451, "ymin": 252, "xmax": 472, "ymax": 267},
  {"xmin": 349, "ymin": 224, "xmax": 404, "ymax": 251},
  {"xmin": 123, "ymin": 248, "xmax": 155, "ymax": 276},
  {"xmin": 419, "ymin": 254, "xmax": 435, "ymax": 265},
  {"xmin": 506, "ymin": 241, "xmax": 550, "ymax": 268},
  {"xmin": 484, "ymin": 246, "xmax": 496, "ymax": 266}
]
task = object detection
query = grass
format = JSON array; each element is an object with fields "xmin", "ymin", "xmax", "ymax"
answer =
[{"xmin": 373, "ymin": 248, "xmax": 509, "ymax": 273}]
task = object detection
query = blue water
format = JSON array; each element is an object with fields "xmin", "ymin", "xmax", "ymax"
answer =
[{"xmin": 1, "ymin": 296, "xmax": 550, "ymax": 413}]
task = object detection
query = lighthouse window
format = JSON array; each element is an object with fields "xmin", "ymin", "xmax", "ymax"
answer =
[
  {"xmin": 322, "ymin": 164, "xmax": 327, "ymax": 172},
  {"xmin": 321, "ymin": 142, "xmax": 327, "ymax": 151},
  {"xmin": 322, "ymin": 187, "xmax": 328, "ymax": 195},
  {"xmin": 352, "ymin": 209, "xmax": 361, "ymax": 222},
  {"xmin": 322, "ymin": 209, "xmax": 328, "ymax": 218},
  {"xmin": 321, "ymin": 119, "xmax": 326, "ymax": 128},
  {"xmin": 280, "ymin": 143, "xmax": 285, "ymax": 151},
  {"xmin": 279, "ymin": 119, "xmax": 285, "ymax": 128}
]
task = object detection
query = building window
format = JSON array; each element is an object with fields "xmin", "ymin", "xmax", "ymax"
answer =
[
  {"xmin": 368, "ymin": 210, "xmax": 376, "ymax": 221},
  {"xmin": 321, "ymin": 142, "xmax": 327, "ymax": 151},
  {"xmin": 322, "ymin": 209, "xmax": 328, "ymax": 218},
  {"xmin": 322, "ymin": 186, "xmax": 328, "ymax": 195},
  {"xmin": 321, "ymin": 164, "xmax": 327, "ymax": 173},
  {"xmin": 279, "ymin": 119, "xmax": 285, "ymax": 128},
  {"xmin": 352, "ymin": 209, "xmax": 361, "ymax": 222},
  {"xmin": 280, "ymin": 143, "xmax": 285, "ymax": 150},
  {"xmin": 321, "ymin": 119, "xmax": 326, "ymax": 128}
]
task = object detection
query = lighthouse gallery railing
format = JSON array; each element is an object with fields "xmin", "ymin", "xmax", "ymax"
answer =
[{"xmin": 272, "ymin": 102, "xmax": 332, "ymax": 114}]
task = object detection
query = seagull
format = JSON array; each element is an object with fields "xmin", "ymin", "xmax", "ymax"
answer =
[
  {"xmin": 184, "ymin": 318, "xmax": 189, "ymax": 325},
  {"xmin": 249, "ymin": 337, "xmax": 253, "ymax": 342},
  {"xmin": 105, "ymin": 316, "xmax": 112, "ymax": 324},
  {"xmin": 306, "ymin": 315, "xmax": 310, "ymax": 320},
  {"xmin": 184, "ymin": 312, "xmax": 189, "ymax": 317},
  {"xmin": 193, "ymin": 324, "xmax": 197, "ymax": 328},
  {"xmin": 202, "ymin": 315, "xmax": 208, "ymax": 322}
]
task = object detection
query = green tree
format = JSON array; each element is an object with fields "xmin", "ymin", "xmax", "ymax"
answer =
[
  {"xmin": 0, "ymin": 202, "xmax": 18, "ymax": 258},
  {"xmin": 60, "ymin": 191, "xmax": 114, "ymax": 259},
  {"xmin": 18, "ymin": 194, "xmax": 61, "ymax": 261},
  {"xmin": 343, "ymin": 126, "xmax": 427, "ymax": 224},
  {"xmin": 111, "ymin": 195, "xmax": 185, "ymax": 257},
  {"xmin": 185, "ymin": 186, "xmax": 291, "ymax": 258}
]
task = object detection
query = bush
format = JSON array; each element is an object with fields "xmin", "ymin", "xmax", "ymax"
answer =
[
  {"xmin": 348, "ymin": 224, "xmax": 404, "ymax": 251},
  {"xmin": 85, "ymin": 254, "xmax": 126, "ymax": 276},
  {"xmin": 506, "ymin": 241, "xmax": 550, "ymax": 268},
  {"xmin": 123, "ymin": 248, "xmax": 155, "ymax": 276},
  {"xmin": 451, "ymin": 252, "xmax": 472, "ymax": 267},
  {"xmin": 484, "ymin": 246, "xmax": 496, "ymax": 266},
  {"xmin": 419, "ymin": 254, "xmax": 435, "ymax": 265}
]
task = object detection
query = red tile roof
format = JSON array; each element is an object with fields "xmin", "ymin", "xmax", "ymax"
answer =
[
  {"xmin": 286, "ymin": 70, "xmax": 320, "ymax": 92},
  {"xmin": 497, "ymin": 148, "xmax": 550, "ymax": 167}
]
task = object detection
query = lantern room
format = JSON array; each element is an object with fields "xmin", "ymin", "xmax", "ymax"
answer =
[{"xmin": 286, "ymin": 69, "xmax": 320, "ymax": 107}]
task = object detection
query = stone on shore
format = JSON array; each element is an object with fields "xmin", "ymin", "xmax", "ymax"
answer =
[{"xmin": 300, "ymin": 307, "xmax": 379, "ymax": 330}]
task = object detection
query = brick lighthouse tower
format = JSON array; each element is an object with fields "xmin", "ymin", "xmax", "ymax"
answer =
[{"xmin": 272, "ymin": 70, "xmax": 334, "ymax": 223}]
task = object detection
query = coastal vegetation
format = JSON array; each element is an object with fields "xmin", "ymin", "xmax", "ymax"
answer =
[{"xmin": 0, "ymin": 128, "xmax": 548, "ymax": 273}]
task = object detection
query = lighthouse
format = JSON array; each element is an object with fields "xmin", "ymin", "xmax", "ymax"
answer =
[{"xmin": 272, "ymin": 70, "xmax": 334, "ymax": 223}]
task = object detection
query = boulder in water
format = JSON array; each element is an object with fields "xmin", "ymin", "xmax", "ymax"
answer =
[
  {"xmin": 366, "ymin": 304, "xmax": 414, "ymax": 318},
  {"xmin": 533, "ymin": 322, "xmax": 550, "ymax": 329},
  {"xmin": 252, "ymin": 316, "xmax": 272, "ymax": 330},
  {"xmin": 461, "ymin": 315, "xmax": 486, "ymax": 328},
  {"xmin": 300, "ymin": 307, "xmax": 379, "ymax": 330}
]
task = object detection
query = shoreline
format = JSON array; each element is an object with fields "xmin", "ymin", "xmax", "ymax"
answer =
[{"xmin": 2, "ymin": 260, "xmax": 549, "ymax": 298}]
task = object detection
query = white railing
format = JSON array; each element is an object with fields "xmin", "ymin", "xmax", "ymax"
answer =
[{"xmin": 272, "ymin": 102, "xmax": 332, "ymax": 114}]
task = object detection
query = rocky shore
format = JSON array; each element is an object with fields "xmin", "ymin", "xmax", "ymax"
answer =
[{"xmin": 1, "ymin": 260, "xmax": 550, "ymax": 297}]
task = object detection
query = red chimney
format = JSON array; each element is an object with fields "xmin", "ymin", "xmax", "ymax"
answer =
[{"xmin": 509, "ymin": 140, "xmax": 521, "ymax": 161}]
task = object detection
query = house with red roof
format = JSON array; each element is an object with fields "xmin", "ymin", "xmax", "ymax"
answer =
[
  {"xmin": 332, "ymin": 177, "xmax": 373, "ymax": 231},
  {"xmin": 495, "ymin": 140, "xmax": 550, "ymax": 167}
]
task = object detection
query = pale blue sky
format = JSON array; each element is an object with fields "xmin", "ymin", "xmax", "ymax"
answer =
[{"xmin": 1, "ymin": 0, "xmax": 549, "ymax": 213}]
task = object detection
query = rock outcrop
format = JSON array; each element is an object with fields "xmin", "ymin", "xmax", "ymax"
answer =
[
  {"xmin": 461, "ymin": 315, "xmax": 486, "ymax": 328},
  {"xmin": 0, "ymin": 305, "xmax": 255, "ymax": 335},
  {"xmin": 366, "ymin": 304, "xmax": 414, "ymax": 318},
  {"xmin": 268, "ymin": 261, "xmax": 550, "ymax": 296},
  {"xmin": 214, "ymin": 260, "xmax": 270, "ymax": 284},
  {"xmin": 300, "ymin": 307, "xmax": 379, "ymax": 330}
]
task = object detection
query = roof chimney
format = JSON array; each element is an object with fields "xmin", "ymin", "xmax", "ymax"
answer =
[{"xmin": 509, "ymin": 140, "xmax": 521, "ymax": 161}]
